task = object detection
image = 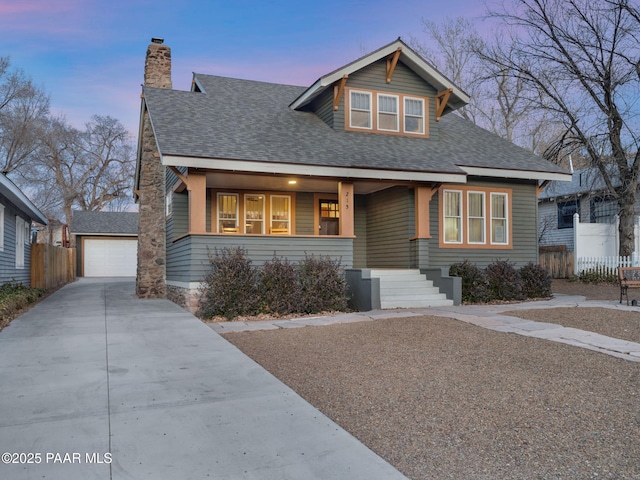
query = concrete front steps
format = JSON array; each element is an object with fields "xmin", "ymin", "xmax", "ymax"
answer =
[{"xmin": 370, "ymin": 269, "xmax": 454, "ymax": 309}]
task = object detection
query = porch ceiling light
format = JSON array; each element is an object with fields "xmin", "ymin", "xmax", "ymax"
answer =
[{"xmin": 288, "ymin": 180, "xmax": 297, "ymax": 185}]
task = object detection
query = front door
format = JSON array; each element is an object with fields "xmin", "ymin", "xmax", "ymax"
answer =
[{"xmin": 319, "ymin": 199, "xmax": 339, "ymax": 235}]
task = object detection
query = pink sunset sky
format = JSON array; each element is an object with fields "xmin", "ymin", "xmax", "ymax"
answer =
[{"xmin": 0, "ymin": 0, "xmax": 490, "ymax": 135}]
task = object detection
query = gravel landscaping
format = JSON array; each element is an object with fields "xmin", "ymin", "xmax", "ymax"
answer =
[{"xmin": 223, "ymin": 281, "xmax": 640, "ymax": 480}]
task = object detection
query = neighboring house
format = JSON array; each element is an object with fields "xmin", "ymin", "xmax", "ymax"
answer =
[
  {"xmin": 538, "ymin": 167, "xmax": 629, "ymax": 252},
  {"xmin": 0, "ymin": 174, "xmax": 48, "ymax": 286},
  {"xmin": 135, "ymin": 38, "xmax": 570, "ymax": 310},
  {"xmin": 70, "ymin": 210, "xmax": 139, "ymax": 277},
  {"xmin": 36, "ymin": 219, "xmax": 69, "ymax": 247}
]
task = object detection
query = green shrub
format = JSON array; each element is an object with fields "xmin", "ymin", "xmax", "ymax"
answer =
[
  {"xmin": 0, "ymin": 282, "xmax": 45, "ymax": 322},
  {"xmin": 298, "ymin": 255, "xmax": 348, "ymax": 313},
  {"xmin": 259, "ymin": 256, "xmax": 300, "ymax": 315},
  {"xmin": 519, "ymin": 262, "xmax": 552, "ymax": 298},
  {"xmin": 197, "ymin": 247, "xmax": 260, "ymax": 320},
  {"xmin": 197, "ymin": 251, "xmax": 349, "ymax": 319},
  {"xmin": 449, "ymin": 260, "xmax": 491, "ymax": 303},
  {"xmin": 486, "ymin": 260, "xmax": 524, "ymax": 301}
]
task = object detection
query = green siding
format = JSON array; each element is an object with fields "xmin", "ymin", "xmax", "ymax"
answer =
[
  {"xmin": 167, "ymin": 191, "xmax": 188, "ymax": 242},
  {"xmin": 295, "ymin": 192, "xmax": 314, "ymax": 235},
  {"xmin": 366, "ymin": 186, "xmax": 413, "ymax": 268},
  {"xmin": 166, "ymin": 235, "xmax": 353, "ymax": 283},
  {"xmin": 353, "ymin": 195, "xmax": 367, "ymax": 267},
  {"xmin": 428, "ymin": 179, "xmax": 539, "ymax": 269},
  {"xmin": 308, "ymin": 59, "xmax": 439, "ymax": 137}
]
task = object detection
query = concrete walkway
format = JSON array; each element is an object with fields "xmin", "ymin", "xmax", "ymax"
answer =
[
  {"xmin": 211, "ymin": 294, "xmax": 640, "ymax": 363},
  {"xmin": 0, "ymin": 279, "xmax": 407, "ymax": 480}
]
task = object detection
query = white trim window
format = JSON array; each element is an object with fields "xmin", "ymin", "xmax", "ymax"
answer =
[
  {"xmin": 244, "ymin": 194, "xmax": 265, "ymax": 234},
  {"xmin": 377, "ymin": 94, "xmax": 399, "ymax": 131},
  {"xmin": 0, "ymin": 204, "xmax": 4, "ymax": 251},
  {"xmin": 404, "ymin": 97, "xmax": 425, "ymax": 134},
  {"xmin": 491, "ymin": 193, "xmax": 509, "ymax": 244},
  {"xmin": 217, "ymin": 193, "xmax": 239, "ymax": 233},
  {"xmin": 467, "ymin": 191, "xmax": 485, "ymax": 244},
  {"xmin": 165, "ymin": 190, "xmax": 173, "ymax": 217},
  {"xmin": 270, "ymin": 195, "xmax": 291, "ymax": 234},
  {"xmin": 443, "ymin": 190, "xmax": 462, "ymax": 243},
  {"xmin": 15, "ymin": 216, "xmax": 28, "ymax": 269},
  {"xmin": 349, "ymin": 90, "xmax": 372, "ymax": 129}
]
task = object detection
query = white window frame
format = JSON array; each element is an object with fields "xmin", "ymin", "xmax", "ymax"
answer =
[
  {"xmin": 443, "ymin": 189, "xmax": 463, "ymax": 244},
  {"xmin": 217, "ymin": 193, "xmax": 239, "ymax": 233},
  {"xmin": 349, "ymin": 90, "xmax": 372, "ymax": 130},
  {"xmin": 244, "ymin": 193, "xmax": 265, "ymax": 234},
  {"xmin": 0, "ymin": 204, "xmax": 5, "ymax": 251},
  {"xmin": 15, "ymin": 216, "xmax": 26, "ymax": 269},
  {"xmin": 490, "ymin": 192, "xmax": 509, "ymax": 245},
  {"xmin": 377, "ymin": 93, "xmax": 399, "ymax": 132},
  {"xmin": 165, "ymin": 190, "xmax": 173, "ymax": 217},
  {"xmin": 404, "ymin": 96, "xmax": 425, "ymax": 135},
  {"xmin": 467, "ymin": 191, "xmax": 486, "ymax": 244},
  {"xmin": 270, "ymin": 195, "xmax": 291, "ymax": 235}
]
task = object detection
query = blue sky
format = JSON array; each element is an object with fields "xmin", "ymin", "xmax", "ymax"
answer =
[{"xmin": 0, "ymin": 0, "xmax": 488, "ymax": 135}]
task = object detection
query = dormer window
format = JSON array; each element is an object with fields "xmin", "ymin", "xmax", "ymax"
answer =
[
  {"xmin": 404, "ymin": 97, "xmax": 425, "ymax": 134},
  {"xmin": 345, "ymin": 87, "xmax": 429, "ymax": 137},
  {"xmin": 378, "ymin": 94, "xmax": 399, "ymax": 131},
  {"xmin": 349, "ymin": 91, "xmax": 372, "ymax": 129}
]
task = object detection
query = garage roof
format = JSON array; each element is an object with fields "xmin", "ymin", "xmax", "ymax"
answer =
[{"xmin": 71, "ymin": 211, "xmax": 139, "ymax": 235}]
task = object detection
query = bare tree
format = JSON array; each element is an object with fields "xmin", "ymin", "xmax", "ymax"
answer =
[
  {"xmin": 480, "ymin": 0, "xmax": 640, "ymax": 256},
  {"xmin": 0, "ymin": 57, "xmax": 50, "ymax": 174},
  {"xmin": 411, "ymin": 17, "xmax": 563, "ymax": 153},
  {"xmin": 28, "ymin": 115, "xmax": 135, "ymax": 226}
]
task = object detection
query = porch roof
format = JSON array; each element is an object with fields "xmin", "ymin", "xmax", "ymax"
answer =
[{"xmin": 143, "ymin": 74, "xmax": 569, "ymax": 183}]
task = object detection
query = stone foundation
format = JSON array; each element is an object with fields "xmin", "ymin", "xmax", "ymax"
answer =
[{"xmin": 166, "ymin": 284, "xmax": 201, "ymax": 314}]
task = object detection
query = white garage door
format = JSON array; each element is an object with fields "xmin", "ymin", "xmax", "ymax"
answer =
[{"xmin": 84, "ymin": 238, "xmax": 138, "ymax": 277}]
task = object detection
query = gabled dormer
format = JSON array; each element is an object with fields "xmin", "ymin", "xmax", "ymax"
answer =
[{"xmin": 290, "ymin": 39, "xmax": 469, "ymax": 140}]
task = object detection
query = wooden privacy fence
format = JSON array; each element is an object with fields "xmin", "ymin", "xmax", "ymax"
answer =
[
  {"xmin": 539, "ymin": 251, "xmax": 574, "ymax": 279},
  {"xmin": 31, "ymin": 244, "xmax": 76, "ymax": 289}
]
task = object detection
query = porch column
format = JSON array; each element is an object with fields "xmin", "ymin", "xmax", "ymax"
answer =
[
  {"xmin": 187, "ymin": 171, "xmax": 207, "ymax": 234},
  {"xmin": 414, "ymin": 185, "xmax": 437, "ymax": 238},
  {"xmin": 338, "ymin": 182, "xmax": 354, "ymax": 237}
]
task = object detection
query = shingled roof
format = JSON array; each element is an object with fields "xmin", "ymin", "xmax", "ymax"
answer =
[
  {"xmin": 141, "ymin": 40, "xmax": 569, "ymax": 183},
  {"xmin": 71, "ymin": 211, "xmax": 138, "ymax": 235}
]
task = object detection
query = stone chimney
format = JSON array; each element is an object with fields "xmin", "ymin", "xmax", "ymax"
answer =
[
  {"xmin": 144, "ymin": 38, "xmax": 172, "ymax": 89},
  {"xmin": 136, "ymin": 38, "xmax": 171, "ymax": 299}
]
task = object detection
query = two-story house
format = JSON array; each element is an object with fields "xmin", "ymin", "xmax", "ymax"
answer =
[{"xmin": 135, "ymin": 38, "xmax": 570, "ymax": 311}]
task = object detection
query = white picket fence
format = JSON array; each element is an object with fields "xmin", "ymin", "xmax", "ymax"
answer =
[
  {"xmin": 573, "ymin": 213, "xmax": 640, "ymax": 275},
  {"xmin": 575, "ymin": 254, "xmax": 639, "ymax": 277}
]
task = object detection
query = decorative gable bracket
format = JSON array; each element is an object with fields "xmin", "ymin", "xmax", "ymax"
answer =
[
  {"xmin": 333, "ymin": 75, "xmax": 348, "ymax": 111},
  {"xmin": 386, "ymin": 47, "xmax": 402, "ymax": 83},
  {"xmin": 435, "ymin": 88, "xmax": 453, "ymax": 122}
]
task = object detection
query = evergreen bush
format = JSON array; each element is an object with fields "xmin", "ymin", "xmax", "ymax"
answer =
[
  {"xmin": 486, "ymin": 259, "xmax": 524, "ymax": 301},
  {"xmin": 449, "ymin": 260, "xmax": 491, "ymax": 303},
  {"xmin": 520, "ymin": 262, "xmax": 552, "ymax": 298}
]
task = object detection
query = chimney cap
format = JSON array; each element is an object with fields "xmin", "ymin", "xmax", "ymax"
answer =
[{"xmin": 151, "ymin": 38, "xmax": 164, "ymax": 44}]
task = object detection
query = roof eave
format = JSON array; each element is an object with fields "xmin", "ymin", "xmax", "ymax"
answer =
[
  {"xmin": 459, "ymin": 166, "xmax": 573, "ymax": 182},
  {"xmin": 0, "ymin": 175, "xmax": 47, "ymax": 224},
  {"xmin": 289, "ymin": 39, "xmax": 470, "ymax": 111}
]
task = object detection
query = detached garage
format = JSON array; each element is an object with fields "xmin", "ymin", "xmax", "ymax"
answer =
[{"xmin": 71, "ymin": 211, "xmax": 139, "ymax": 277}]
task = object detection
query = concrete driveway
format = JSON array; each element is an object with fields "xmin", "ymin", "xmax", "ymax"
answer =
[{"xmin": 0, "ymin": 278, "xmax": 407, "ymax": 480}]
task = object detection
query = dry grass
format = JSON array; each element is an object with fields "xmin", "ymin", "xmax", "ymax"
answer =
[{"xmin": 224, "ymin": 288, "xmax": 640, "ymax": 479}]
